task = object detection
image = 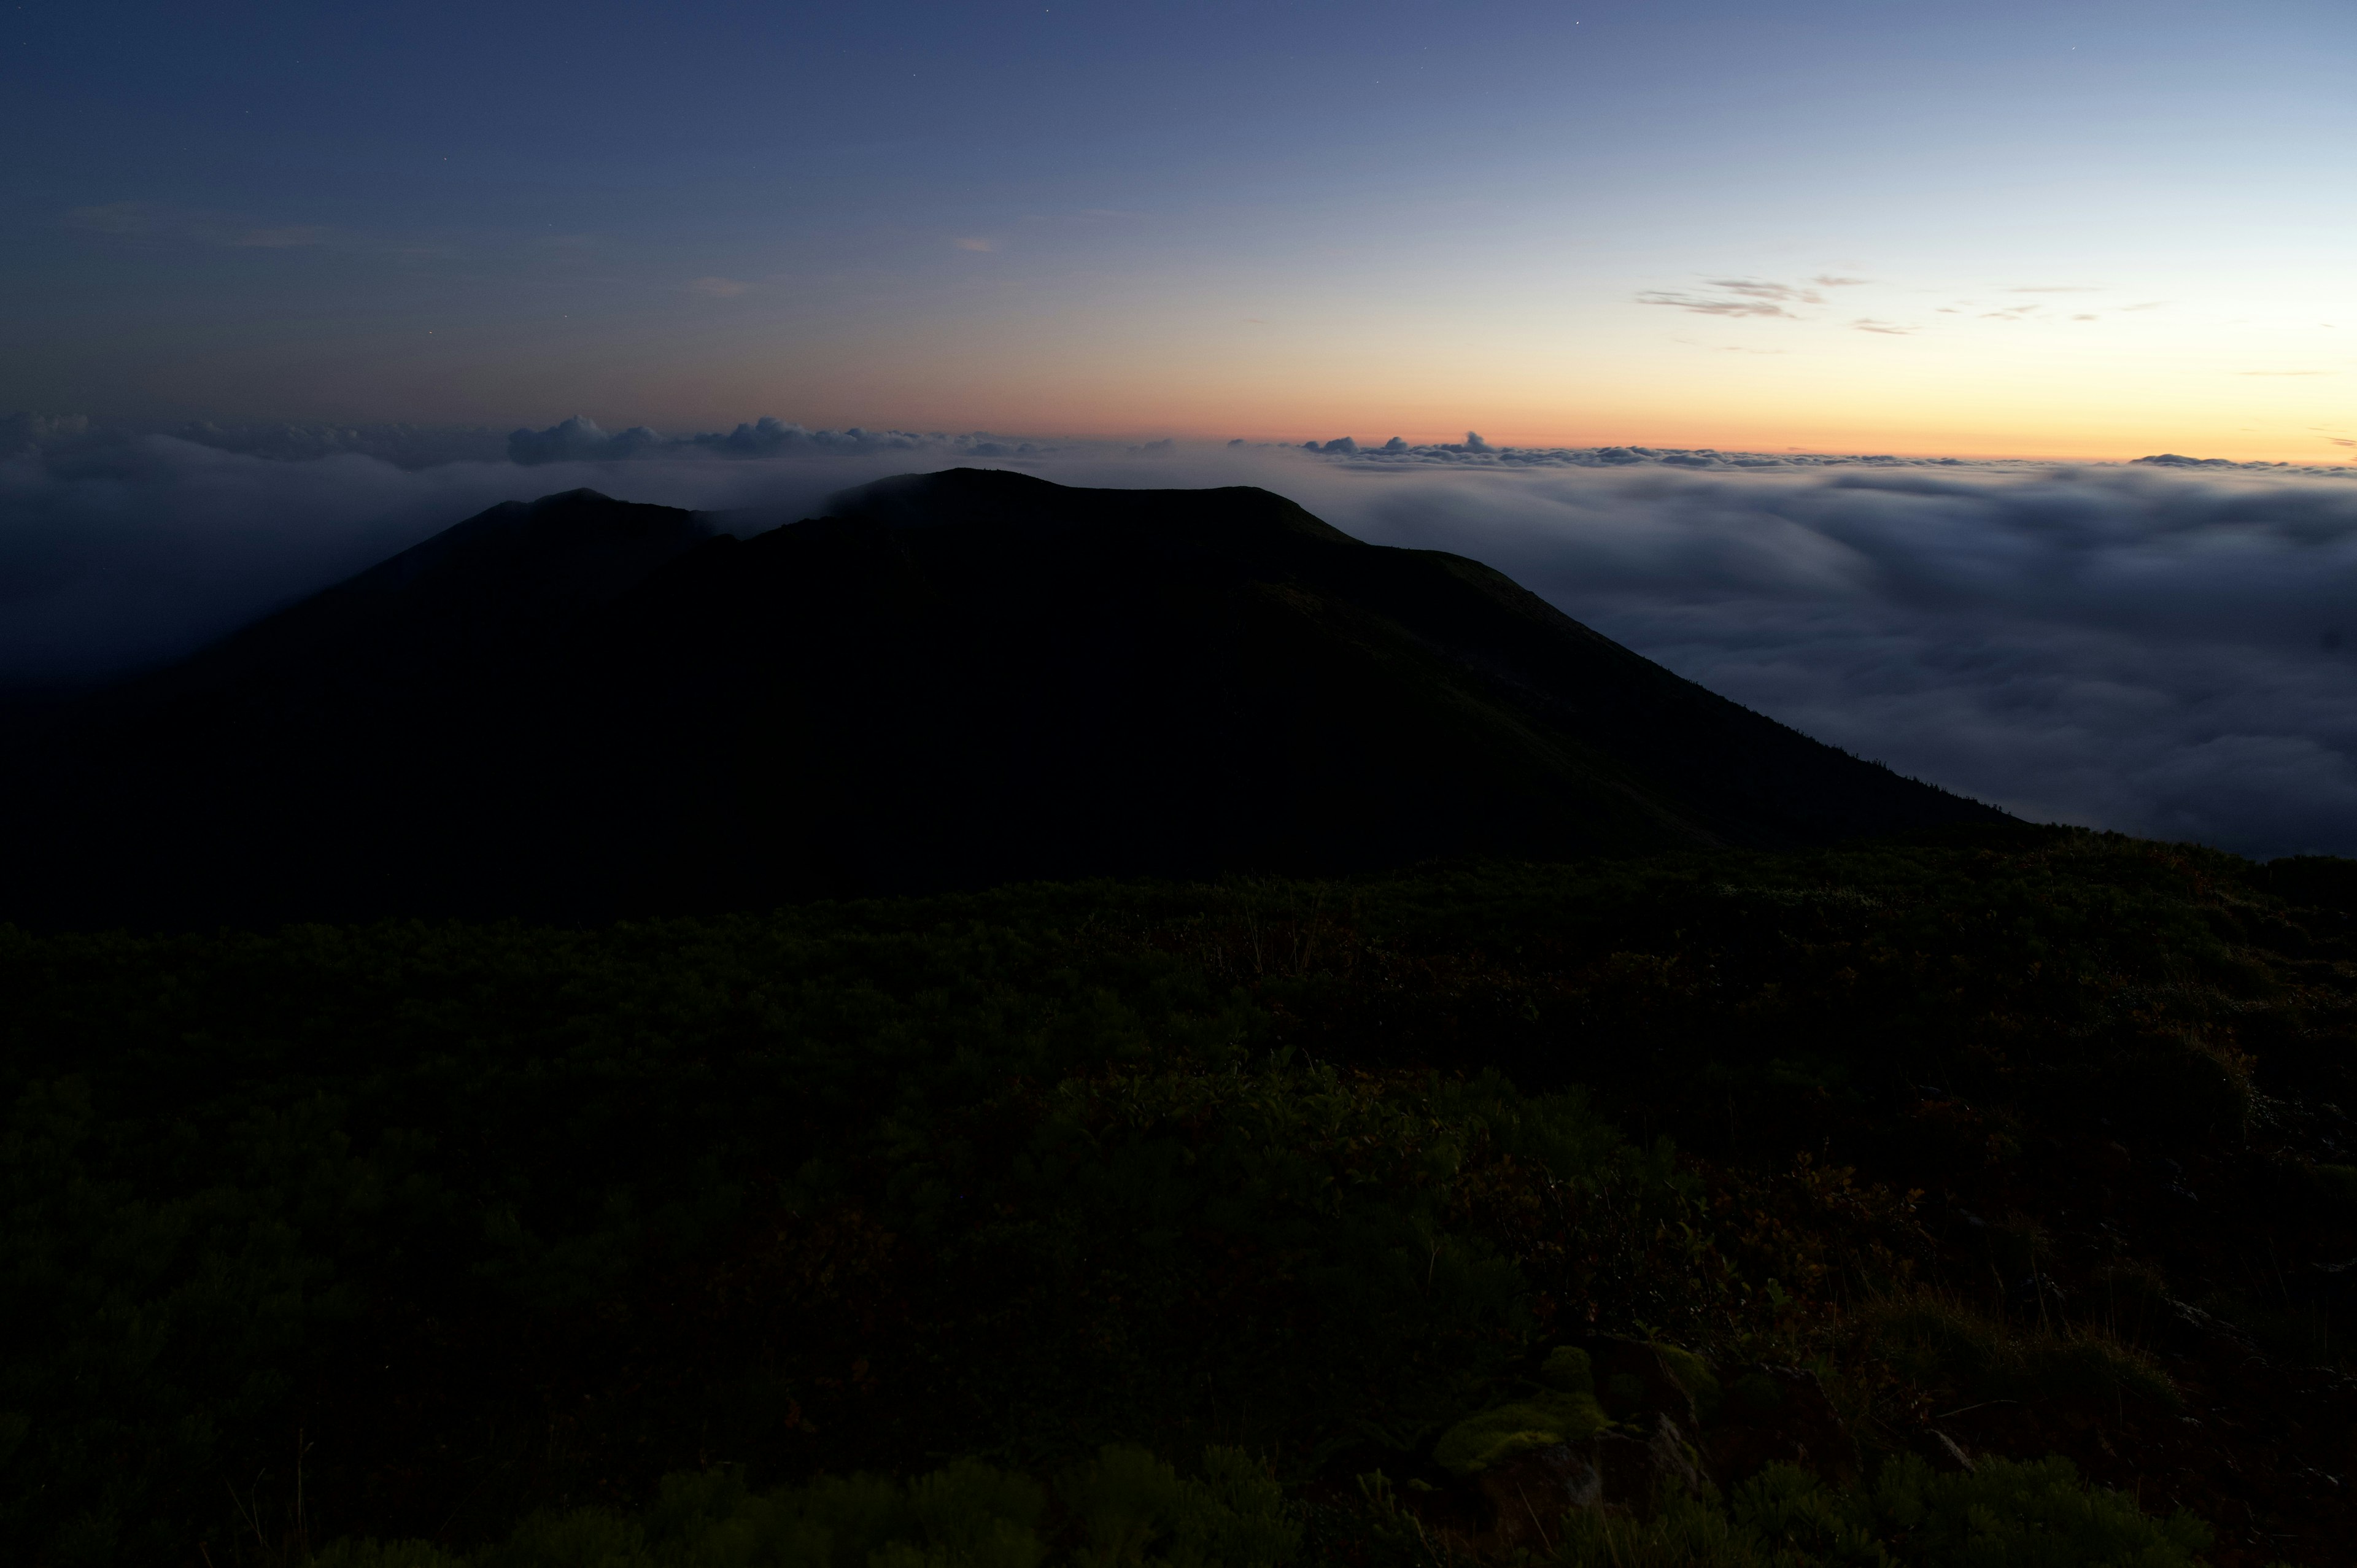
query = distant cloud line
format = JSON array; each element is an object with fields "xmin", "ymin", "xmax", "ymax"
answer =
[
  {"xmin": 6, "ymin": 412, "xmax": 2349, "ymax": 481},
  {"xmin": 504, "ymin": 417, "xmax": 2357, "ymax": 476},
  {"xmin": 504, "ymin": 415, "xmax": 1051, "ymax": 465},
  {"xmin": 1284, "ymin": 431, "xmax": 2351, "ymax": 477}
]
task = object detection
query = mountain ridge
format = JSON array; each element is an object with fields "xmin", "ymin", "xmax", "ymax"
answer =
[{"xmin": 1, "ymin": 468, "xmax": 2008, "ymax": 927}]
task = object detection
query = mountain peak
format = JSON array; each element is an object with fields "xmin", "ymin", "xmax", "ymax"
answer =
[
  {"xmin": 114, "ymin": 489, "xmax": 716, "ymax": 705},
  {"xmin": 4, "ymin": 470, "xmax": 2007, "ymax": 926},
  {"xmin": 824, "ymin": 465, "xmax": 1360, "ymax": 547}
]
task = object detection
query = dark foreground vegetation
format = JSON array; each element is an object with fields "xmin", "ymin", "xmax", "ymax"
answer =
[{"xmin": 6, "ymin": 828, "xmax": 2356, "ymax": 1565}]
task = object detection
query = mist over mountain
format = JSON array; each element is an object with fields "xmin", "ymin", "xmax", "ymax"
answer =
[
  {"xmin": 6, "ymin": 430, "xmax": 2355, "ymax": 855},
  {"xmin": 0, "ymin": 469, "xmax": 2002, "ymax": 927}
]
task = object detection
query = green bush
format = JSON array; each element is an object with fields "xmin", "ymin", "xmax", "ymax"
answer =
[
  {"xmin": 1430, "ymin": 1391, "xmax": 1612, "ymax": 1476},
  {"xmin": 1555, "ymin": 1454, "xmax": 2212, "ymax": 1568},
  {"xmin": 1062, "ymin": 1445, "xmax": 1297, "ymax": 1568},
  {"xmin": 1649, "ymin": 1342, "xmax": 1723, "ymax": 1421},
  {"xmin": 479, "ymin": 1505, "xmax": 653, "ymax": 1568},
  {"xmin": 312, "ymin": 1545, "xmax": 466, "ymax": 1568},
  {"xmin": 316, "ymin": 1447, "xmax": 1295, "ymax": 1568},
  {"xmin": 1538, "ymin": 1346, "xmax": 1593, "ymax": 1394},
  {"xmin": 1860, "ymin": 1294, "xmax": 2178, "ymax": 1410}
]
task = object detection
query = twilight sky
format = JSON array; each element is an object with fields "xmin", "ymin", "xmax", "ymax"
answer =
[{"xmin": 6, "ymin": 0, "xmax": 2351, "ymax": 460}]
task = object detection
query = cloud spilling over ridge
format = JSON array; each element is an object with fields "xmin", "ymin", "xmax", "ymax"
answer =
[
  {"xmin": 0, "ymin": 415, "xmax": 1069, "ymax": 684},
  {"xmin": 4, "ymin": 421, "xmax": 2355, "ymax": 858},
  {"xmin": 0, "ymin": 432, "xmax": 940, "ymax": 686},
  {"xmin": 1310, "ymin": 460, "xmax": 2357, "ymax": 859}
]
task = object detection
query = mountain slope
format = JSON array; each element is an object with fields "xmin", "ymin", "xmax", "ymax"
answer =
[{"xmin": 1, "ymin": 469, "xmax": 2007, "ymax": 925}]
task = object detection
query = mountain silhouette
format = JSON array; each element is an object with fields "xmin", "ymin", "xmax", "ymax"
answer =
[{"xmin": 2, "ymin": 469, "xmax": 2007, "ymax": 925}]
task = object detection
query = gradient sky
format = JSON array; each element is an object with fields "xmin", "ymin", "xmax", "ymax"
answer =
[{"xmin": 5, "ymin": 0, "xmax": 2350, "ymax": 460}]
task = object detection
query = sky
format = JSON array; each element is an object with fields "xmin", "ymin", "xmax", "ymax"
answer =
[
  {"xmin": 4, "ymin": 0, "xmax": 2351, "ymax": 461},
  {"xmin": 6, "ymin": 0, "xmax": 2356, "ymax": 860}
]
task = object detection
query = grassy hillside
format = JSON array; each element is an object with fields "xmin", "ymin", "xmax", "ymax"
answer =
[{"xmin": 4, "ymin": 828, "xmax": 2351, "ymax": 1564}]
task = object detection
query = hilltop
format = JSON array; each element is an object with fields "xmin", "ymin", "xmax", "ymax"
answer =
[{"xmin": 1, "ymin": 468, "xmax": 2003, "ymax": 927}]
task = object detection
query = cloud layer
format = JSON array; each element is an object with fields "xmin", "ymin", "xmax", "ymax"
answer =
[
  {"xmin": 4, "ymin": 421, "xmax": 2354, "ymax": 858},
  {"xmin": 1299, "ymin": 460, "xmax": 2357, "ymax": 859}
]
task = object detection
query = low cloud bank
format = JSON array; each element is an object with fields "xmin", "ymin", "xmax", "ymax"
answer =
[
  {"xmin": 0, "ymin": 432, "xmax": 951, "ymax": 687},
  {"xmin": 1303, "ymin": 461, "xmax": 2357, "ymax": 859},
  {"xmin": 4, "ymin": 416, "xmax": 2354, "ymax": 857},
  {"xmin": 1, "ymin": 412, "xmax": 509, "ymax": 469}
]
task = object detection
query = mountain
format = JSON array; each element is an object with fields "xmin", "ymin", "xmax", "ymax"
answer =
[{"xmin": 0, "ymin": 468, "xmax": 2008, "ymax": 925}]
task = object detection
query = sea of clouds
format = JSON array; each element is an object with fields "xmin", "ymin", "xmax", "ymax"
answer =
[{"xmin": 6, "ymin": 412, "xmax": 2355, "ymax": 859}]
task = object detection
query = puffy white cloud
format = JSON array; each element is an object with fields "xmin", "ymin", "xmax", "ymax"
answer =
[{"xmin": 507, "ymin": 415, "xmax": 666, "ymax": 464}]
